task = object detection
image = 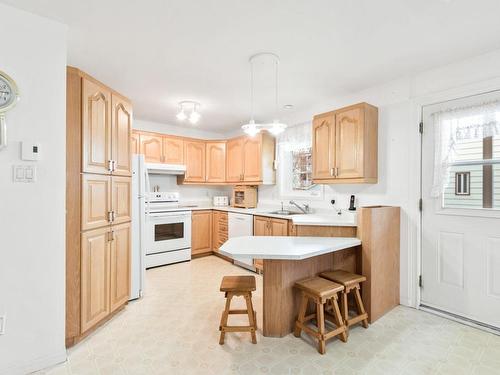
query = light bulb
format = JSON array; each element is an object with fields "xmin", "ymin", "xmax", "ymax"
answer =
[
  {"xmin": 269, "ymin": 120, "xmax": 287, "ymax": 136},
  {"xmin": 242, "ymin": 120, "xmax": 260, "ymax": 137},
  {"xmin": 176, "ymin": 109, "xmax": 187, "ymax": 121},
  {"xmin": 189, "ymin": 110, "xmax": 201, "ymax": 124}
]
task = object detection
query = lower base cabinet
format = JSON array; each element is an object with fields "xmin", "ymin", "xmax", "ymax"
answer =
[
  {"xmin": 192, "ymin": 210, "xmax": 213, "ymax": 255},
  {"xmin": 253, "ymin": 216, "xmax": 289, "ymax": 271},
  {"xmin": 80, "ymin": 222, "xmax": 131, "ymax": 335}
]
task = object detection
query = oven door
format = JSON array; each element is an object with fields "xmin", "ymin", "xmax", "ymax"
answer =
[{"xmin": 146, "ymin": 211, "xmax": 192, "ymax": 255}]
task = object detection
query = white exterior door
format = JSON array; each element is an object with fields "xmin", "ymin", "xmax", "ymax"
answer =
[{"xmin": 421, "ymin": 92, "xmax": 500, "ymax": 330}]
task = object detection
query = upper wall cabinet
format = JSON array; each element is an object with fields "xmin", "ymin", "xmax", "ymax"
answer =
[
  {"xmin": 184, "ymin": 140, "xmax": 206, "ymax": 182},
  {"xmin": 163, "ymin": 136, "xmax": 184, "ymax": 164},
  {"xmin": 206, "ymin": 141, "xmax": 226, "ymax": 183},
  {"xmin": 312, "ymin": 102, "xmax": 378, "ymax": 184},
  {"xmin": 226, "ymin": 133, "xmax": 276, "ymax": 184},
  {"xmin": 131, "ymin": 131, "xmax": 140, "ymax": 155},
  {"xmin": 139, "ymin": 134, "xmax": 163, "ymax": 163}
]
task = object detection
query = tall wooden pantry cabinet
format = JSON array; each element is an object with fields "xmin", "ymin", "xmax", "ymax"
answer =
[{"xmin": 66, "ymin": 67, "xmax": 132, "ymax": 347}]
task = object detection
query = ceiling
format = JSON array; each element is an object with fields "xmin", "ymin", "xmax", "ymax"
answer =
[{"xmin": 3, "ymin": 0, "xmax": 500, "ymax": 132}]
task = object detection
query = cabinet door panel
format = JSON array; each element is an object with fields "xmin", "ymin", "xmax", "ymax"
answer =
[
  {"xmin": 184, "ymin": 140, "xmax": 206, "ymax": 182},
  {"xmin": 206, "ymin": 142, "xmax": 226, "ymax": 183},
  {"xmin": 270, "ymin": 218, "xmax": 289, "ymax": 236},
  {"xmin": 111, "ymin": 176, "xmax": 131, "ymax": 225},
  {"xmin": 81, "ymin": 227, "xmax": 110, "ymax": 333},
  {"xmin": 335, "ymin": 108, "xmax": 364, "ymax": 178},
  {"xmin": 131, "ymin": 132, "xmax": 140, "ymax": 155},
  {"xmin": 226, "ymin": 138, "xmax": 244, "ymax": 182},
  {"xmin": 140, "ymin": 134, "xmax": 163, "ymax": 163},
  {"xmin": 163, "ymin": 136, "xmax": 184, "ymax": 164},
  {"xmin": 253, "ymin": 216, "xmax": 270, "ymax": 236},
  {"xmin": 110, "ymin": 222, "xmax": 131, "ymax": 312},
  {"xmin": 312, "ymin": 115, "xmax": 334, "ymax": 179},
  {"xmin": 243, "ymin": 136, "xmax": 262, "ymax": 182},
  {"xmin": 82, "ymin": 78, "xmax": 111, "ymax": 174},
  {"xmin": 192, "ymin": 211, "xmax": 212, "ymax": 255},
  {"xmin": 82, "ymin": 174, "xmax": 111, "ymax": 231},
  {"xmin": 111, "ymin": 95, "xmax": 132, "ymax": 176}
]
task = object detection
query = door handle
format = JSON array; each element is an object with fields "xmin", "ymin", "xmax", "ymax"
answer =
[
  {"xmin": 330, "ymin": 168, "xmax": 335, "ymax": 177},
  {"xmin": 108, "ymin": 211, "xmax": 115, "ymax": 223},
  {"xmin": 108, "ymin": 160, "xmax": 113, "ymax": 172}
]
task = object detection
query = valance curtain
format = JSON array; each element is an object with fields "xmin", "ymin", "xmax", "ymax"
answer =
[
  {"xmin": 276, "ymin": 121, "xmax": 311, "ymax": 152},
  {"xmin": 431, "ymin": 100, "xmax": 500, "ymax": 197}
]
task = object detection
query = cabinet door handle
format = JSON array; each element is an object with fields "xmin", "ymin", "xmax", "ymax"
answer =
[
  {"xmin": 108, "ymin": 211, "xmax": 114, "ymax": 223},
  {"xmin": 335, "ymin": 167, "xmax": 339, "ymax": 177},
  {"xmin": 107, "ymin": 231, "xmax": 114, "ymax": 242},
  {"xmin": 330, "ymin": 168, "xmax": 334, "ymax": 176},
  {"xmin": 108, "ymin": 160, "xmax": 113, "ymax": 172}
]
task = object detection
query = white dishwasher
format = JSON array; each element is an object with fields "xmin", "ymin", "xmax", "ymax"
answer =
[{"xmin": 228, "ymin": 212, "xmax": 255, "ymax": 271}]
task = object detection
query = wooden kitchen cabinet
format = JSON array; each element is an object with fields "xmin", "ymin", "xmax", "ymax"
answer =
[
  {"xmin": 67, "ymin": 67, "xmax": 132, "ymax": 347},
  {"xmin": 81, "ymin": 174, "xmax": 112, "ymax": 231},
  {"xmin": 140, "ymin": 133, "xmax": 163, "ymax": 163},
  {"xmin": 312, "ymin": 102, "xmax": 378, "ymax": 184},
  {"xmin": 111, "ymin": 94, "xmax": 132, "ymax": 176},
  {"xmin": 82, "ymin": 77, "xmax": 112, "ymax": 175},
  {"xmin": 80, "ymin": 226, "xmax": 110, "ymax": 333},
  {"xmin": 253, "ymin": 216, "xmax": 289, "ymax": 271},
  {"xmin": 184, "ymin": 140, "xmax": 206, "ymax": 182},
  {"xmin": 131, "ymin": 131, "xmax": 140, "ymax": 155},
  {"xmin": 192, "ymin": 210, "xmax": 213, "ymax": 255},
  {"xmin": 212, "ymin": 210, "xmax": 228, "ymax": 251},
  {"xmin": 226, "ymin": 133, "xmax": 276, "ymax": 184},
  {"xmin": 110, "ymin": 222, "xmax": 131, "ymax": 313},
  {"xmin": 206, "ymin": 142, "xmax": 226, "ymax": 183},
  {"xmin": 163, "ymin": 136, "xmax": 184, "ymax": 164}
]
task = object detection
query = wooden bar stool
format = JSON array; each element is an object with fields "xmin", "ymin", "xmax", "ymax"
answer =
[
  {"xmin": 218, "ymin": 275, "xmax": 257, "ymax": 345},
  {"xmin": 293, "ymin": 277, "xmax": 347, "ymax": 354},
  {"xmin": 320, "ymin": 270, "xmax": 369, "ymax": 336}
]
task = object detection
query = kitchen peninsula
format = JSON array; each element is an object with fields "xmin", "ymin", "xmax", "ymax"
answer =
[{"xmin": 220, "ymin": 205, "xmax": 401, "ymax": 337}]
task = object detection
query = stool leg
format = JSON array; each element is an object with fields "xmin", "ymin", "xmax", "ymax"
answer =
[
  {"xmin": 219, "ymin": 292, "xmax": 233, "ymax": 345},
  {"xmin": 316, "ymin": 302, "xmax": 326, "ymax": 354},
  {"xmin": 341, "ymin": 290, "xmax": 350, "ymax": 337},
  {"xmin": 244, "ymin": 292, "xmax": 257, "ymax": 344},
  {"xmin": 354, "ymin": 287, "xmax": 369, "ymax": 328},
  {"xmin": 294, "ymin": 292, "xmax": 308, "ymax": 337},
  {"xmin": 331, "ymin": 296, "xmax": 348, "ymax": 343}
]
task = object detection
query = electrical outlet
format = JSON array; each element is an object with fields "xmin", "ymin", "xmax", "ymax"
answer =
[{"xmin": 0, "ymin": 315, "xmax": 5, "ymax": 335}]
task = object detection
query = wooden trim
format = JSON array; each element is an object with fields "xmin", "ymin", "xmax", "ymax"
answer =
[{"xmin": 313, "ymin": 177, "xmax": 378, "ymax": 184}]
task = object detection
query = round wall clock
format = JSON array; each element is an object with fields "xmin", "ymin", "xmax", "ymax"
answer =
[{"xmin": 0, "ymin": 70, "xmax": 20, "ymax": 150}]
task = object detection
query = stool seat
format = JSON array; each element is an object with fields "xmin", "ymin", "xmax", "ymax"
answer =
[
  {"xmin": 220, "ymin": 275, "xmax": 256, "ymax": 292},
  {"xmin": 295, "ymin": 277, "xmax": 344, "ymax": 300},
  {"xmin": 320, "ymin": 270, "xmax": 366, "ymax": 287}
]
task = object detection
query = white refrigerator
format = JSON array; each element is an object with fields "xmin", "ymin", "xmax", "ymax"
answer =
[{"xmin": 130, "ymin": 154, "xmax": 147, "ymax": 300}]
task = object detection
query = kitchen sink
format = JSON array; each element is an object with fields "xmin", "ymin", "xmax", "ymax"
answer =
[{"xmin": 266, "ymin": 210, "xmax": 305, "ymax": 215}]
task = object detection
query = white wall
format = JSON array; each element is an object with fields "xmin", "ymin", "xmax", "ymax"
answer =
[
  {"xmin": 0, "ymin": 4, "xmax": 67, "ymax": 374},
  {"xmin": 134, "ymin": 118, "xmax": 225, "ymax": 139}
]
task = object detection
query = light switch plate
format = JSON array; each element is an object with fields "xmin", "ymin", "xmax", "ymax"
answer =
[
  {"xmin": 13, "ymin": 165, "xmax": 37, "ymax": 183},
  {"xmin": 0, "ymin": 315, "xmax": 5, "ymax": 335},
  {"xmin": 21, "ymin": 142, "xmax": 40, "ymax": 161}
]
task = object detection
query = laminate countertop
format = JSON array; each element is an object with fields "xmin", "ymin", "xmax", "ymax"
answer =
[{"xmin": 219, "ymin": 236, "xmax": 361, "ymax": 260}]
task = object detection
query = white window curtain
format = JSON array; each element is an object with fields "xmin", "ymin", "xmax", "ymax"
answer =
[{"xmin": 431, "ymin": 100, "xmax": 500, "ymax": 197}]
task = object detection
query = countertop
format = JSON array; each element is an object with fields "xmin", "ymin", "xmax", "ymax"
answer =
[
  {"xmin": 219, "ymin": 236, "xmax": 361, "ymax": 260},
  {"xmin": 152, "ymin": 204, "xmax": 357, "ymax": 227}
]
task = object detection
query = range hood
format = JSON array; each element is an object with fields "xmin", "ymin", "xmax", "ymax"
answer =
[{"xmin": 146, "ymin": 162, "xmax": 186, "ymax": 175}]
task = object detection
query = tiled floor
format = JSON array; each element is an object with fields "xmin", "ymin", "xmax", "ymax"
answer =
[{"xmin": 37, "ymin": 256, "xmax": 500, "ymax": 375}]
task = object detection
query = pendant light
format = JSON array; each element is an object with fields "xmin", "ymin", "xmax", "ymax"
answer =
[
  {"xmin": 241, "ymin": 53, "xmax": 287, "ymax": 136},
  {"xmin": 176, "ymin": 101, "xmax": 201, "ymax": 124}
]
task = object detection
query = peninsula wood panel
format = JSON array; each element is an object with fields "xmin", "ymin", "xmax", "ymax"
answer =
[
  {"xmin": 184, "ymin": 140, "xmax": 206, "ymax": 182},
  {"xmin": 226, "ymin": 137, "xmax": 244, "ymax": 182},
  {"xmin": 110, "ymin": 222, "xmax": 131, "ymax": 313},
  {"xmin": 111, "ymin": 176, "xmax": 131, "ymax": 225},
  {"xmin": 262, "ymin": 248, "xmax": 357, "ymax": 337},
  {"xmin": 82, "ymin": 78, "xmax": 112, "ymax": 175},
  {"xmin": 140, "ymin": 134, "xmax": 163, "ymax": 163},
  {"xmin": 312, "ymin": 114, "xmax": 334, "ymax": 179},
  {"xmin": 163, "ymin": 136, "xmax": 184, "ymax": 164},
  {"xmin": 192, "ymin": 210, "xmax": 212, "ymax": 255},
  {"xmin": 111, "ymin": 94, "xmax": 132, "ymax": 176},
  {"xmin": 130, "ymin": 132, "xmax": 140, "ymax": 154},
  {"xmin": 357, "ymin": 206, "xmax": 400, "ymax": 323},
  {"xmin": 81, "ymin": 174, "xmax": 111, "ymax": 231},
  {"xmin": 81, "ymin": 226, "xmax": 110, "ymax": 333}
]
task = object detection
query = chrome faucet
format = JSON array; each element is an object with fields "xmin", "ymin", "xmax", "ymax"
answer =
[{"xmin": 289, "ymin": 200, "xmax": 310, "ymax": 214}]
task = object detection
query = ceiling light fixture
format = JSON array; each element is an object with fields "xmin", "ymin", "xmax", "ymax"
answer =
[
  {"xmin": 241, "ymin": 52, "xmax": 287, "ymax": 137},
  {"xmin": 176, "ymin": 101, "xmax": 201, "ymax": 125}
]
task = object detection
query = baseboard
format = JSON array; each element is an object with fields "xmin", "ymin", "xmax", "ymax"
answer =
[{"xmin": 0, "ymin": 350, "xmax": 67, "ymax": 375}]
